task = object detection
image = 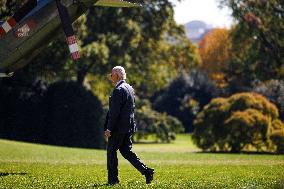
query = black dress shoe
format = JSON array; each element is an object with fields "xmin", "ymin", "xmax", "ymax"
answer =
[{"xmin": 145, "ymin": 168, "xmax": 154, "ymax": 184}]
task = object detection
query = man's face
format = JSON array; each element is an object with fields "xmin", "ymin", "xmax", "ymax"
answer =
[{"xmin": 110, "ymin": 71, "xmax": 119, "ymax": 85}]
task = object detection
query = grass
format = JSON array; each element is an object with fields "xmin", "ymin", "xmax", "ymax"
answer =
[{"xmin": 0, "ymin": 134, "xmax": 283, "ymax": 188}]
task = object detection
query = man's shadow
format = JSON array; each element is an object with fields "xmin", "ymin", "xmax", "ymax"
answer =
[
  {"xmin": 93, "ymin": 183, "xmax": 107, "ymax": 187},
  {"xmin": 92, "ymin": 183, "xmax": 122, "ymax": 187},
  {"xmin": 0, "ymin": 172, "xmax": 27, "ymax": 177}
]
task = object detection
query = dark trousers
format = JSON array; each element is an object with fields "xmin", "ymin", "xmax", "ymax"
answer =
[{"xmin": 107, "ymin": 132, "xmax": 147, "ymax": 182}]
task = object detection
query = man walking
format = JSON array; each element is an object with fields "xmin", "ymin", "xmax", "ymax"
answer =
[{"xmin": 104, "ymin": 66, "xmax": 154, "ymax": 185}]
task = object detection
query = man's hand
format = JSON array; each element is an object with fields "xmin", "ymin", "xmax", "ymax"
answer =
[{"xmin": 104, "ymin": 130, "xmax": 111, "ymax": 138}]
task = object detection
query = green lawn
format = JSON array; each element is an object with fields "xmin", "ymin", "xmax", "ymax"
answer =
[{"xmin": 0, "ymin": 134, "xmax": 283, "ymax": 188}]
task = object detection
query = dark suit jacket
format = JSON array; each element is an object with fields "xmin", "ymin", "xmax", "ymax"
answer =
[{"xmin": 104, "ymin": 80, "xmax": 136, "ymax": 133}]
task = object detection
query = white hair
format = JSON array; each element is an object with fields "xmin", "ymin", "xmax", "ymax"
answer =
[{"xmin": 112, "ymin": 66, "xmax": 126, "ymax": 80}]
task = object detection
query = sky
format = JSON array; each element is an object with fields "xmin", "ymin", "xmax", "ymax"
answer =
[{"xmin": 172, "ymin": 0, "xmax": 234, "ymax": 28}]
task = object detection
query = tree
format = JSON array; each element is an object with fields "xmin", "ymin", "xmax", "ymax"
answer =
[
  {"xmin": 0, "ymin": 0, "xmax": 198, "ymax": 145},
  {"xmin": 153, "ymin": 69, "xmax": 217, "ymax": 132},
  {"xmin": 82, "ymin": 1, "xmax": 200, "ymax": 97},
  {"xmin": 193, "ymin": 92, "xmax": 284, "ymax": 153},
  {"xmin": 198, "ymin": 28, "xmax": 232, "ymax": 88},
  {"xmin": 2, "ymin": 0, "xmax": 200, "ymax": 97},
  {"xmin": 219, "ymin": 0, "xmax": 284, "ymax": 85}
]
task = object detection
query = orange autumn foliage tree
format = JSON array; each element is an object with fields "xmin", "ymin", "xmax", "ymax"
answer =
[{"xmin": 198, "ymin": 28, "xmax": 232, "ymax": 88}]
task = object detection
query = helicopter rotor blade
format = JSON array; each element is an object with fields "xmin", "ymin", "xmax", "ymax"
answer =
[{"xmin": 55, "ymin": 0, "xmax": 80, "ymax": 61}]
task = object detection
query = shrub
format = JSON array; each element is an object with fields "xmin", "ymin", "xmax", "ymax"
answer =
[
  {"xmin": 224, "ymin": 109, "xmax": 269, "ymax": 152},
  {"xmin": 40, "ymin": 81, "xmax": 105, "ymax": 149},
  {"xmin": 0, "ymin": 79, "xmax": 47, "ymax": 142},
  {"xmin": 0, "ymin": 80, "xmax": 105, "ymax": 149},
  {"xmin": 135, "ymin": 98, "xmax": 184, "ymax": 143},
  {"xmin": 193, "ymin": 92, "xmax": 283, "ymax": 153},
  {"xmin": 270, "ymin": 120, "xmax": 284, "ymax": 153}
]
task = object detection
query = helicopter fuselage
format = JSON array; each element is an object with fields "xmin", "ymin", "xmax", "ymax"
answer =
[{"xmin": 0, "ymin": 0, "xmax": 137, "ymax": 75}]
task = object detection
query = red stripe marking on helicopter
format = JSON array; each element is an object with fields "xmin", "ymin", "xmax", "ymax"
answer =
[
  {"xmin": 7, "ymin": 17, "xmax": 17, "ymax": 27},
  {"xmin": 67, "ymin": 36, "xmax": 77, "ymax": 45},
  {"xmin": 0, "ymin": 17, "xmax": 17, "ymax": 37},
  {"xmin": 2, "ymin": 18, "xmax": 17, "ymax": 32},
  {"xmin": 67, "ymin": 36, "xmax": 80, "ymax": 60},
  {"xmin": 71, "ymin": 51, "xmax": 80, "ymax": 60},
  {"xmin": 0, "ymin": 27, "xmax": 5, "ymax": 37}
]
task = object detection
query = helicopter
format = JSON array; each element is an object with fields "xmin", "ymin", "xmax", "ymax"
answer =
[{"xmin": 0, "ymin": 0, "xmax": 139, "ymax": 77}]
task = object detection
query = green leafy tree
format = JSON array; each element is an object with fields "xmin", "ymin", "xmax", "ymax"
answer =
[
  {"xmin": 0, "ymin": 0, "xmax": 197, "ymax": 146},
  {"xmin": 81, "ymin": 1, "xmax": 200, "ymax": 97},
  {"xmin": 193, "ymin": 92, "xmax": 284, "ymax": 153},
  {"xmin": 2, "ymin": 0, "xmax": 199, "ymax": 97},
  {"xmin": 219, "ymin": 0, "xmax": 284, "ymax": 86}
]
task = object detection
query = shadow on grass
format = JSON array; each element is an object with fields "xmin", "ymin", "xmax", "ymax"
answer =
[
  {"xmin": 0, "ymin": 172, "xmax": 27, "ymax": 177},
  {"xmin": 92, "ymin": 183, "xmax": 120, "ymax": 187},
  {"xmin": 92, "ymin": 183, "xmax": 108, "ymax": 187}
]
